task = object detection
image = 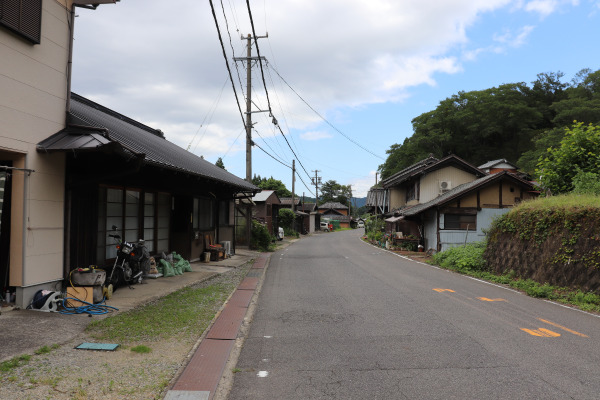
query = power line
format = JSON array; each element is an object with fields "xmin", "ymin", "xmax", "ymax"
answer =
[
  {"xmin": 254, "ymin": 142, "xmax": 291, "ymax": 169},
  {"xmin": 209, "ymin": 0, "xmax": 245, "ymax": 128},
  {"xmin": 220, "ymin": 0, "xmax": 245, "ymax": 96},
  {"xmin": 221, "ymin": 127, "xmax": 245, "ymax": 159},
  {"xmin": 245, "ymin": 0, "xmax": 272, "ymax": 114},
  {"xmin": 296, "ymin": 170, "xmax": 316, "ymax": 197},
  {"xmin": 268, "ymin": 63, "xmax": 385, "ymax": 161},
  {"xmin": 253, "ymin": 128, "xmax": 289, "ymax": 165}
]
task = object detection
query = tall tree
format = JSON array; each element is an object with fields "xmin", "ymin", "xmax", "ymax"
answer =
[
  {"xmin": 536, "ymin": 122, "xmax": 600, "ymax": 194},
  {"xmin": 215, "ymin": 157, "xmax": 226, "ymax": 170},
  {"xmin": 380, "ymin": 69, "xmax": 600, "ymax": 178},
  {"xmin": 320, "ymin": 180, "xmax": 352, "ymax": 206},
  {"xmin": 252, "ymin": 175, "xmax": 292, "ymax": 198}
]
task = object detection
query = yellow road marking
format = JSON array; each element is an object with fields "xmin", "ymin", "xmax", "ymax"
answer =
[
  {"xmin": 538, "ymin": 318, "xmax": 588, "ymax": 338},
  {"xmin": 477, "ymin": 297, "xmax": 506, "ymax": 302},
  {"xmin": 433, "ymin": 288, "xmax": 455, "ymax": 293},
  {"xmin": 521, "ymin": 328, "xmax": 561, "ymax": 337}
]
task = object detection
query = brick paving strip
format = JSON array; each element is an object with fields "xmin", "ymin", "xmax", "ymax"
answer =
[{"xmin": 165, "ymin": 252, "xmax": 270, "ymax": 400}]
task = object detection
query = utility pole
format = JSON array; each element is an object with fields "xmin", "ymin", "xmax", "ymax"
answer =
[
  {"xmin": 292, "ymin": 159, "xmax": 296, "ymax": 232},
  {"xmin": 375, "ymin": 172, "xmax": 379, "ymax": 219},
  {"xmin": 234, "ymin": 33, "xmax": 267, "ymax": 246},
  {"xmin": 311, "ymin": 170, "xmax": 322, "ymax": 205}
]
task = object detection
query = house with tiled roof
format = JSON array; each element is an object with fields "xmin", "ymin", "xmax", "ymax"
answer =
[
  {"xmin": 317, "ymin": 201, "xmax": 352, "ymax": 228},
  {"xmin": 38, "ymin": 93, "xmax": 258, "ymax": 285},
  {"xmin": 478, "ymin": 159, "xmax": 518, "ymax": 174},
  {"xmin": 378, "ymin": 155, "xmax": 538, "ymax": 252},
  {"xmin": 252, "ymin": 190, "xmax": 281, "ymax": 235}
]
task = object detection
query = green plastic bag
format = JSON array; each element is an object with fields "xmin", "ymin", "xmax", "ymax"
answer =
[{"xmin": 159, "ymin": 259, "xmax": 175, "ymax": 277}]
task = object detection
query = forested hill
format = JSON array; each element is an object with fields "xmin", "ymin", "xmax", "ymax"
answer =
[{"xmin": 378, "ymin": 69, "xmax": 600, "ymax": 179}]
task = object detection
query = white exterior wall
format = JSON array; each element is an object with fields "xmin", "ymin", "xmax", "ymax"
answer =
[
  {"xmin": 436, "ymin": 208, "xmax": 510, "ymax": 252},
  {"xmin": 0, "ymin": 0, "xmax": 71, "ymax": 305},
  {"xmin": 419, "ymin": 166, "xmax": 478, "ymax": 204}
]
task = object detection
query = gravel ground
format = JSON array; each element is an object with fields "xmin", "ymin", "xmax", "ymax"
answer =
[{"xmin": 0, "ymin": 264, "xmax": 250, "ymax": 400}]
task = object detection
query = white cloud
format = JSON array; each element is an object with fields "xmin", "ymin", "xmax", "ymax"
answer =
[
  {"xmin": 73, "ymin": 0, "xmax": 522, "ymax": 145},
  {"xmin": 349, "ymin": 171, "xmax": 378, "ymax": 198},
  {"xmin": 493, "ymin": 25, "xmax": 535, "ymax": 47},
  {"xmin": 524, "ymin": 0, "xmax": 579, "ymax": 17},
  {"xmin": 300, "ymin": 131, "xmax": 333, "ymax": 141}
]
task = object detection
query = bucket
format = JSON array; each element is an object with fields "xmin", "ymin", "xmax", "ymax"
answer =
[{"xmin": 202, "ymin": 252, "xmax": 211, "ymax": 263}]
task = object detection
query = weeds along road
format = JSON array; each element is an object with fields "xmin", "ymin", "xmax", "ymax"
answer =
[{"xmin": 227, "ymin": 229, "xmax": 600, "ymax": 399}]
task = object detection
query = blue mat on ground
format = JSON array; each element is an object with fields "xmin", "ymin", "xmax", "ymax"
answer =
[{"xmin": 75, "ymin": 343, "xmax": 119, "ymax": 351}]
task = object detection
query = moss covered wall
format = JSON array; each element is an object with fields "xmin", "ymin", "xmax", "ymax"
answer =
[{"xmin": 484, "ymin": 204, "xmax": 600, "ymax": 292}]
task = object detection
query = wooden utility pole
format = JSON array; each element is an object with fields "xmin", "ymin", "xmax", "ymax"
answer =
[
  {"xmin": 375, "ymin": 172, "xmax": 379, "ymax": 218},
  {"xmin": 291, "ymin": 159, "xmax": 296, "ymax": 232},
  {"xmin": 311, "ymin": 170, "xmax": 322, "ymax": 204},
  {"xmin": 244, "ymin": 34, "xmax": 252, "ymax": 182},
  {"xmin": 234, "ymin": 33, "xmax": 267, "ymax": 246}
]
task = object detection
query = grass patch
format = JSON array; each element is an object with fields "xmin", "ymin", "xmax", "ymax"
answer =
[
  {"xmin": 430, "ymin": 244, "xmax": 600, "ymax": 312},
  {"xmin": 87, "ymin": 264, "xmax": 249, "ymax": 344},
  {"xmin": 130, "ymin": 345, "xmax": 152, "ymax": 354},
  {"xmin": 0, "ymin": 354, "xmax": 31, "ymax": 373},
  {"xmin": 34, "ymin": 344, "xmax": 59, "ymax": 355},
  {"xmin": 513, "ymin": 194, "xmax": 600, "ymax": 211}
]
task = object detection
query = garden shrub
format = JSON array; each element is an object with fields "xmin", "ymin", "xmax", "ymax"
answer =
[
  {"xmin": 251, "ymin": 220, "xmax": 272, "ymax": 251},
  {"xmin": 432, "ymin": 241, "xmax": 487, "ymax": 273}
]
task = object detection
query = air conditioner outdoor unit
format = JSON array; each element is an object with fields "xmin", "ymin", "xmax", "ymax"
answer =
[{"xmin": 439, "ymin": 181, "xmax": 452, "ymax": 192}]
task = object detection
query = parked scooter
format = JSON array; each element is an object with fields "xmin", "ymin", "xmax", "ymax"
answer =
[{"xmin": 106, "ymin": 226, "xmax": 150, "ymax": 296}]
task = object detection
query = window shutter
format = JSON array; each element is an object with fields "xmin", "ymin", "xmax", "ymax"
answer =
[{"xmin": 0, "ymin": 0, "xmax": 42, "ymax": 44}]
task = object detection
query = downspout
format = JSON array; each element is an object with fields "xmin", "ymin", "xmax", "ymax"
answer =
[
  {"xmin": 66, "ymin": 3, "xmax": 75, "ymax": 114},
  {"xmin": 436, "ymin": 208, "xmax": 441, "ymax": 252}
]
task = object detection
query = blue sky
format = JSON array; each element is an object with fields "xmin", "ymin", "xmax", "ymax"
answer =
[{"xmin": 72, "ymin": 0, "xmax": 600, "ymax": 197}]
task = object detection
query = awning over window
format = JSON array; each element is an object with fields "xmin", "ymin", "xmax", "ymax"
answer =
[
  {"xmin": 385, "ymin": 216, "xmax": 404, "ymax": 223},
  {"xmin": 37, "ymin": 125, "xmax": 124, "ymax": 154}
]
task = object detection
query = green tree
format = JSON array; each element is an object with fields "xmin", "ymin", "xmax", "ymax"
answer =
[
  {"xmin": 571, "ymin": 169, "xmax": 600, "ymax": 195},
  {"xmin": 319, "ymin": 180, "xmax": 352, "ymax": 206},
  {"xmin": 379, "ymin": 82, "xmax": 544, "ymax": 178},
  {"xmin": 251, "ymin": 175, "xmax": 292, "ymax": 197},
  {"xmin": 215, "ymin": 157, "xmax": 226, "ymax": 169},
  {"xmin": 536, "ymin": 122, "xmax": 600, "ymax": 194},
  {"xmin": 278, "ymin": 208, "xmax": 295, "ymax": 230}
]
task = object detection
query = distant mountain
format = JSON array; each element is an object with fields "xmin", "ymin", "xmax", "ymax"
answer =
[{"xmin": 351, "ymin": 197, "xmax": 367, "ymax": 208}]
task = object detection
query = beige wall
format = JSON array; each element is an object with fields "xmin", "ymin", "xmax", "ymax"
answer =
[
  {"xmin": 420, "ymin": 166, "xmax": 478, "ymax": 203},
  {"xmin": 389, "ymin": 187, "xmax": 406, "ymax": 209},
  {"xmin": 1, "ymin": 0, "xmax": 71, "ymax": 293}
]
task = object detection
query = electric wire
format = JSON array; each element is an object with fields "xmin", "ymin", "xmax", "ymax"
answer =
[
  {"xmin": 245, "ymin": 0, "xmax": 272, "ymax": 114},
  {"xmin": 254, "ymin": 141, "xmax": 291, "ymax": 169},
  {"xmin": 190, "ymin": 77, "xmax": 229, "ymax": 153},
  {"xmin": 220, "ymin": 0, "xmax": 245, "ymax": 98},
  {"xmin": 209, "ymin": 0, "xmax": 246, "ymax": 128},
  {"xmin": 253, "ymin": 128, "xmax": 289, "ymax": 164},
  {"xmin": 268, "ymin": 63, "xmax": 385, "ymax": 161},
  {"xmin": 245, "ymin": 1, "xmax": 317, "ymax": 185},
  {"xmin": 295, "ymin": 170, "xmax": 316, "ymax": 197},
  {"xmin": 221, "ymin": 127, "xmax": 246, "ymax": 159}
]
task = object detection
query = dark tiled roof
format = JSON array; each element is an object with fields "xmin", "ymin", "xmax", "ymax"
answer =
[
  {"xmin": 298, "ymin": 203, "xmax": 316, "ymax": 212},
  {"xmin": 280, "ymin": 197, "xmax": 301, "ymax": 206},
  {"xmin": 382, "ymin": 154, "xmax": 486, "ymax": 188},
  {"xmin": 399, "ymin": 171, "xmax": 534, "ymax": 217},
  {"xmin": 318, "ymin": 201, "xmax": 349, "ymax": 210},
  {"xmin": 39, "ymin": 93, "xmax": 257, "ymax": 192},
  {"xmin": 381, "ymin": 155, "xmax": 438, "ymax": 187}
]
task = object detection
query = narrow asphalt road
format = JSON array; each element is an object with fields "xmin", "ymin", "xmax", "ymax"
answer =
[{"xmin": 227, "ymin": 229, "xmax": 600, "ymax": 399}]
